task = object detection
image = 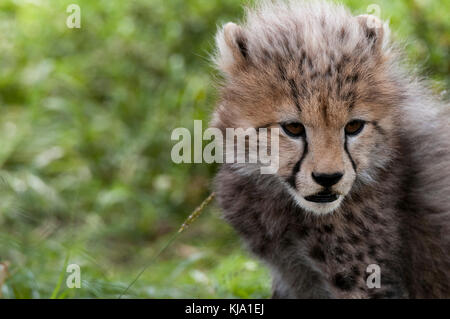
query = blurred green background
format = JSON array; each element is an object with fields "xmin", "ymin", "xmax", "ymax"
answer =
[{"xmin": 0, "ymin": 0, "xmax": 448, "ymax": 298}]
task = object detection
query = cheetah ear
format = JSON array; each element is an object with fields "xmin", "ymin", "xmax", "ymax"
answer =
[
  {"xmin": 214, "ymin": 22, "xmax": 249, "ymax": 75},
  {"xmin": 356, "ymin": 14, "xmax": 390, "ymax": 52}
]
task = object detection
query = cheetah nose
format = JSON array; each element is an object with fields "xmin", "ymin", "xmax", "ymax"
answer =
[{"xmin": 312, "ymin": 172, "xmax": 343, "ymax": 187}]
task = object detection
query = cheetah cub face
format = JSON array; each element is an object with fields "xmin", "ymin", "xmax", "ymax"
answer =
[{"xmin": 212, "ymin": 4, "xmax": 401, "ymax": 215}]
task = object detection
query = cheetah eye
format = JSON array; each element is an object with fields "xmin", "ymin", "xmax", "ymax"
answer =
[
  {"xmin": 281, "ymin": 122, "xmax": 306, "ymax": 138},
  {"xmin": 345, "ymin": 120, "xmax": 365, "ymax": 136}
]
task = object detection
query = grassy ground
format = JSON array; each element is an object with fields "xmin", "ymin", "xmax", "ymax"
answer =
[{"xmin": 0, "ymin": 0, "xmax": 448, "ymax": 298}]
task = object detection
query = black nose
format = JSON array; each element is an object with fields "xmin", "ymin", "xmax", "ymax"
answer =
[{"xmin": 312, "ymin": 172, "xmax": 343, "ymax": 187}]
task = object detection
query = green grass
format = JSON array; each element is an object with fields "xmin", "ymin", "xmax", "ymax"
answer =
[{"xmin": 0, "ymin": 0, "xmax": 448, "ymax": 298}]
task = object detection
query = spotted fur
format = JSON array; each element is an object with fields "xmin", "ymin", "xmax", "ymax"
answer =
[{"xmin": 211, "ymin": 0, "xmax": 450, "ymax": 298}]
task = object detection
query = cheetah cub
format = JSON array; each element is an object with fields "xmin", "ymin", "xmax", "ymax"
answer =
[{"xmin": 211, "ymin": 0, "xmax": 450, "ymax": 298}]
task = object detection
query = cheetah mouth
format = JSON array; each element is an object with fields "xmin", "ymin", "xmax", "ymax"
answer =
[{"xmin": 304, "ymin": 191, "xmax": 339, "ymax": 203}]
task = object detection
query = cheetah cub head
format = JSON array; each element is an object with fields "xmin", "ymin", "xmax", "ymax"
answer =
[{"xmin": 211, "ymin": 1, "xmax": 403, "ymax": 215}]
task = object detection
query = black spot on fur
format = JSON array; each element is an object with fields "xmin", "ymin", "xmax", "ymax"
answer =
[
  {"xmin": 310, "ymin": 245, "xmax": 326, "ymax": 262},
  {"xmin": 298, "ymin": 226, "xmax": 310, "ymax": 238},
  {"xmin": 371, "ymin": 121, "xmax": 387, "ymax": 136},
  {"xmin": 307, "ymin": 56, "xmax": 314, "ymax": 71},
  {"xmin": 361, "ymin": 227, "xmax": 371, "ymax": 238},
  {"xmin": 339, "ymin": 27, "xmax": 347, "ymax": 40},
  {"xmin": 341, "ymin": 53, "xmax": 351, "ymax": 64},
  {"xmin": 334, "ymin": 272, "xmax": 357, "ymax": 291},
  {"xmin": 343, "ymin": 73, "xmax": 359, "ymax": 87},
  {"xmin": 348, "ymin": 98, "xmax": 356, "ymax": 110},
  {"xmin": 368, "ymin": 245, "xmax": 378, "ymax": 257},
  {"xmin": 277, "ymin": 63, "xmax": 288, "ymax": 81},
  {"xmin": 351, "ymin": 265, "xmax": 361, "ymax": 276},
  {"xmin": 280, "ymin": 236, "xmax": 294, "ymax": 248},
  {"xmin": 299, "ymin": 50, "xmax": 306, "ymax": 71},
  {"xmin": 366, "ymin": 28, "xmax": 377, "ymax": 41},
  {"xmin": 356, "ymin": 252, "xmax": 364, "ymax": 261},
  {"xmin": 334, "ymin": 246, "xmax": 344, "ymax": 256},
  {"xmin": 235, "ymin": 36, "xmax": 248, "ymax": 59},
  {"xmin": 298, "ymin": 81, "xmax": 309, "ymax": 97},
  {"xmin": 288, "ymin": 78, "xmax": 302, "ymax": 112},
  {"xmin": 344, "ymin": 210, "xmax": 355, "ymax": 222},
  {"xmin": 323, "ymin": 224, "xmax": 334, "ymax": 234},
  {"xmin": 349, "ymin": 233, "xmax": 361, "ymax": 245},
  {"xmin": 325, "ymin": 65, "xmax": 332, "ymax": 77},
  {"xmin": 342, "ymin": 90, "xmax": 356, "ymax": 103}
]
